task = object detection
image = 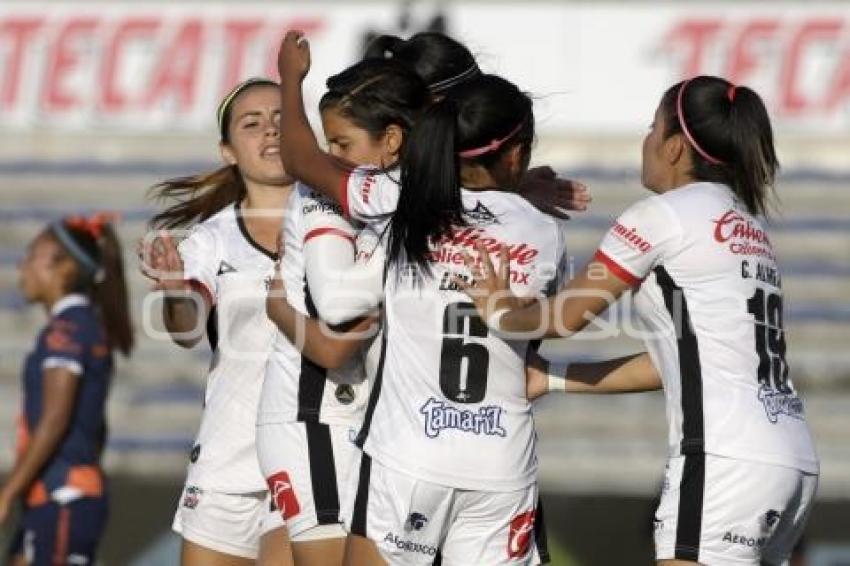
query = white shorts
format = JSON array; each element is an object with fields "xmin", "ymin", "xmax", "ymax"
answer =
[
  {"xmin": 342, "ymin": 452, "xmax": 550, "ymax": 565},
  {"xmin": 256, "ymin": 421, "xmax": 359, "ymax": 542},
  {"xmin": 172, "ymin": 486, "xmax": 283, "ymax": 559},
  {"xmin": 654, "ymin": 454, "xmax": 818, "ymax": 565}
]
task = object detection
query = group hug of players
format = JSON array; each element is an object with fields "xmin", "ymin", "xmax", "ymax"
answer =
[{"xmin": 4, "ymin": 29, "xmax": 817, "ymax": 566}]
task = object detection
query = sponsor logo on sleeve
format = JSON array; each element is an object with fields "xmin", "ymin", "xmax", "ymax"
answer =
[
  {"xmin": 419, "ymin": 397, "xmax": 506, "ymax": 439},
  {"xmin": 610, "ymin": 221, "xmax": 652, "ymax": 253},
  {"xmin": 507, "ymin": 510, "xmax": 536, "ymax": 559},
  {"xmin": 46, "ymin": 324, "xmax": 82, "ymax": 355},
  {"xmin": 267, "ymin": 471, "xmax": 301, "ymax": 520}
]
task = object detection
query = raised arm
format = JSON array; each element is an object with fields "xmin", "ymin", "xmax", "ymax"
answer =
[{"xmin": 277, "ymin": 31, "xmax": 350, "ymax": 204}]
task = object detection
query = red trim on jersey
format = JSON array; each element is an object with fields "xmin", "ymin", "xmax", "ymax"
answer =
[
  {"xmin": 304, "ymin": 227, "xmax": 355, "ymax": 244},
  {"xmin": 593, "ymin": 250, "xmax": 643, "ymax": 287},
  {"xmin": 340, "ymin": 170, "xmax": 352, "ymax": 218},
  {"xmin": 185, "ymin": 278, "xmax": 215, "ymax": 307}
]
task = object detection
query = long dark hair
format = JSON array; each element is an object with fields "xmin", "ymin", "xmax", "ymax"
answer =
[
  {"xmin": 364, "ymin": 32, "xmax": 479, "ymax": 94},
  {"xmin": 387, "ymin": 74, "xmax": 534, "ymax": 273},
  {"xmin": 48, "ymin": 219, "xmax": 134, "ymax": 356},
  {"xmin": 149, "ymin": 78, "xmax": 278, "ymax": 229},
  {"xmin": 659, "ymin": 75, "xmax": 779, "ymax": 216},
  {"xmin": 319, "ymin": 59, "xmax": 429, "ymax": 147}
]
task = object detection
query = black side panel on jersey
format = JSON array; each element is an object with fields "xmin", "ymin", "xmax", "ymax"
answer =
[
  {"xmin": 674, "ymin": 453, "xmax": 705, "ymax": 561},
  {"xmin": 206, "ymin": 307, "xmax": 218, "ymax": 352},
  {"xmin": 296, "ymin": 281, "xmax": 328, "ymax": 422},
  {"xmin": 654, "ymin": 266, "xmax": 706, "ymax": 560},
  {"xmin": 350, "ymin": 452, "xmax": 372, "ymax": 536},
  {"xmin": 354, "ymin": 313, "xmax": 387, "ymax": 449},
  {"xmin": 535, "ymin": 498, "xmax": 551, "ymax": 564},
  {"xmin": 305, "ymin": 422, "xmax": 340, "ymax": 524}
]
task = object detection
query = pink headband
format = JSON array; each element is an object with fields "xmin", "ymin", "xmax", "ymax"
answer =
[
  {"xmin": 458, "ymin": 122, "xmax": 524, "ymax": 159},
  {"xmin": 676, "ymin": 79, "xmax": 725, "ymax": 166}
]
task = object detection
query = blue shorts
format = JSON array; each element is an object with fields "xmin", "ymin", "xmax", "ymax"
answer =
[{"xmin": 7, "ymin": 497, "xmax": 108, "ymax": 566}]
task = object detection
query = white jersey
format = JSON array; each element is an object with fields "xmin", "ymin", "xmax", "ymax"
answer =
[
  {"xmin": 596, "ymin": 182, "xmax": 818, "ymax": 474},
  {"xmin": 178, "ymin": 203, "xmax": 278, "ymax": 493},
  {"xmin": 259, "ymin": 183, "xmax": 370, "ymax": 427},
  {"xmin": 342, "ymin": 167, "xmax": 568, "ymax": 492}
]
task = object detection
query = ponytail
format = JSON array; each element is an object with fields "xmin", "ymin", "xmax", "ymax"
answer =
[
  {"xmin": 363, "ymin": 34, "xmax": 406, "ymax": 60},
  {"xmin": 148, "ymin": 165, "xmax": 246, "ymax": 229},
  {"xmin": 49, "ymin": 218, "xmax": 134, "ymax": 357},
  {"xmin": 363, "ymin": 32, "xmax": 479, "ymax": 95},
  {"xmin": 388, "ymin": 98, "xmax": 464, "ymax": 272},
  {"xmin": 726, "ymin": 86, "xmax": 778, "ymax": 217},
  {"xmin": 388, "ymin": 73, "xmax": 533, "ymax": 274},
  {"xmin": 93, "ymin": 224, "xmax": 134, "ymax": 356},
  {"xmin": 661, "ymin": 75, "xmax": 778, "ymax": 216}
]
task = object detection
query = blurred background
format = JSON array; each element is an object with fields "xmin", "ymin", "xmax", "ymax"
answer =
[{"xmin": 1, "ymin": 0, "xmax": 848, "ymax": 564}]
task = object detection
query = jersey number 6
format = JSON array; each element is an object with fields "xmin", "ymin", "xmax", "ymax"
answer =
[{"xmin": 439, "ymin": 302, "xmax": 490, "ymax": 404}]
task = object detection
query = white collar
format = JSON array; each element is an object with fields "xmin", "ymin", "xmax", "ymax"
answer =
[{"xmin": 51, "ymin": 294, "xmax": 89, "ymax": 317}]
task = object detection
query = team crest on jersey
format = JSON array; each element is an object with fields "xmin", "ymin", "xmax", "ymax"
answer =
[
  {"xmin": 406, "ymin": 512, "xmax": 428, "ymax": 531},
  {"xmin": 182, "ymin": 485, "xmax": 203, "ymax": 509},
  {"xmin": 419, "ymin": 397, "xmax": 506, "ymax": 438},
  {"xmin": 466, "ymin": 201, "xmax": 500, "ymax": 225},
  {"xmin": 217, "ymin": 260, "xmax": 237, "ymax": 275},
  {"xmin": 758, "ymin": 384, "xmax": 804, "ymax": 423},
  {"xmin": 335, "ymin": 384, "xmax": 355, "ymax": 405}
]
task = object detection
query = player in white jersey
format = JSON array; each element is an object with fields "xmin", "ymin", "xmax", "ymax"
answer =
[
  {"xmin": 141, "ymin": 78, "xmax": 295, "ymax": 566},
  {"xmin": 278, "ymin": 32, "xmax": 565, "ymax": 563},
  {"xmin": 463, "ymin": 76, "xmax": 819, "ymax": 566},
  {"xmin": 263, "ymin": 36, "xmax": 592, "ymax": 565}
]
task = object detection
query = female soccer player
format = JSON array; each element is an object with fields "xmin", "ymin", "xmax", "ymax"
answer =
[
  {"xmin": 3, "ymin": 215, "xmax": 133, "ymax": 565},
  {"xmin": 142, "ymin": 78, "xmax": 294, "ymax": 566},
  {"xmin": 462, "ymin": 76, "xmax": 819, "ymax": 566},
  {"xmin": 277, "ymin": 30, "xmax": 564, "ymax": 565}
]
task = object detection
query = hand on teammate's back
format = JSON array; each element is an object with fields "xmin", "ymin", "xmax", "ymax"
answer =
[
  {"xmin": 518, "ymin": 166, "xmax": 591, "ymax": 219},
  {"xmin": 278, "ymin": 30, "xmax": 312, "ymax": 82}
]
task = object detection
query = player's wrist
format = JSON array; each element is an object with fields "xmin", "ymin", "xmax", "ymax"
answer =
[
  {"xmin": 547, "ymin": 361, "xmax": 569, "ymax": 393},
  {"xmin": 487, "ymin": 307, "xmax": 510, "ymax": 331}
]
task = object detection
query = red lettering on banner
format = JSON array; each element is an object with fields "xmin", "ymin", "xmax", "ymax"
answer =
[
  {"xmin": 664, "ymin": 19, "xmax": 722, "ymax": 77},
  {"xmin": 780, "ymin": 19, "xmax": 842, "ymax": 114},
  {"xmin": 100, "ymin": 17, "xmax": 161, "ymax": 112},
  {"xmin": 824, "ymin": 40, "xmax": 850, "ymax": 111},
  {"xmin": 43, "ymin": 17, "xmax": 99, "ymax": 112},
  {"xmin": 263, "ymin": 18, "xmax": 324, "ymax": 78},
  {"xmin": 221, "ymin": 20, "xmax": 264, "ymax": 94},
  {"xmin": 144, "ymin": 19, "xmax": 203, "ymax": 110},
  {"xmin": 0, "ymin": 18, "xmax": 44, "ymax": 108},
  {"xmin": 663, "ymin": 16, "xmax": 850, "ymax": 118},
  {"xmin": 726, "ymin": 19, "xmax": 779, "ymax": 84}
]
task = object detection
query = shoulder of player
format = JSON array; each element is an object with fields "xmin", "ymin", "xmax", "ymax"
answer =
[
  {"xmin": 296, "ymin": 181, "xmax": 345, "ymax": 216},
  {"xmin": 45, "ymin": 307, "xmax": 99, "ymax": 346}
]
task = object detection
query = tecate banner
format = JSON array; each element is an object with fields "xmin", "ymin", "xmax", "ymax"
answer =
[{"xmin": 1, "ymin": 1, "xmax": 848, "ymax": 135}]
